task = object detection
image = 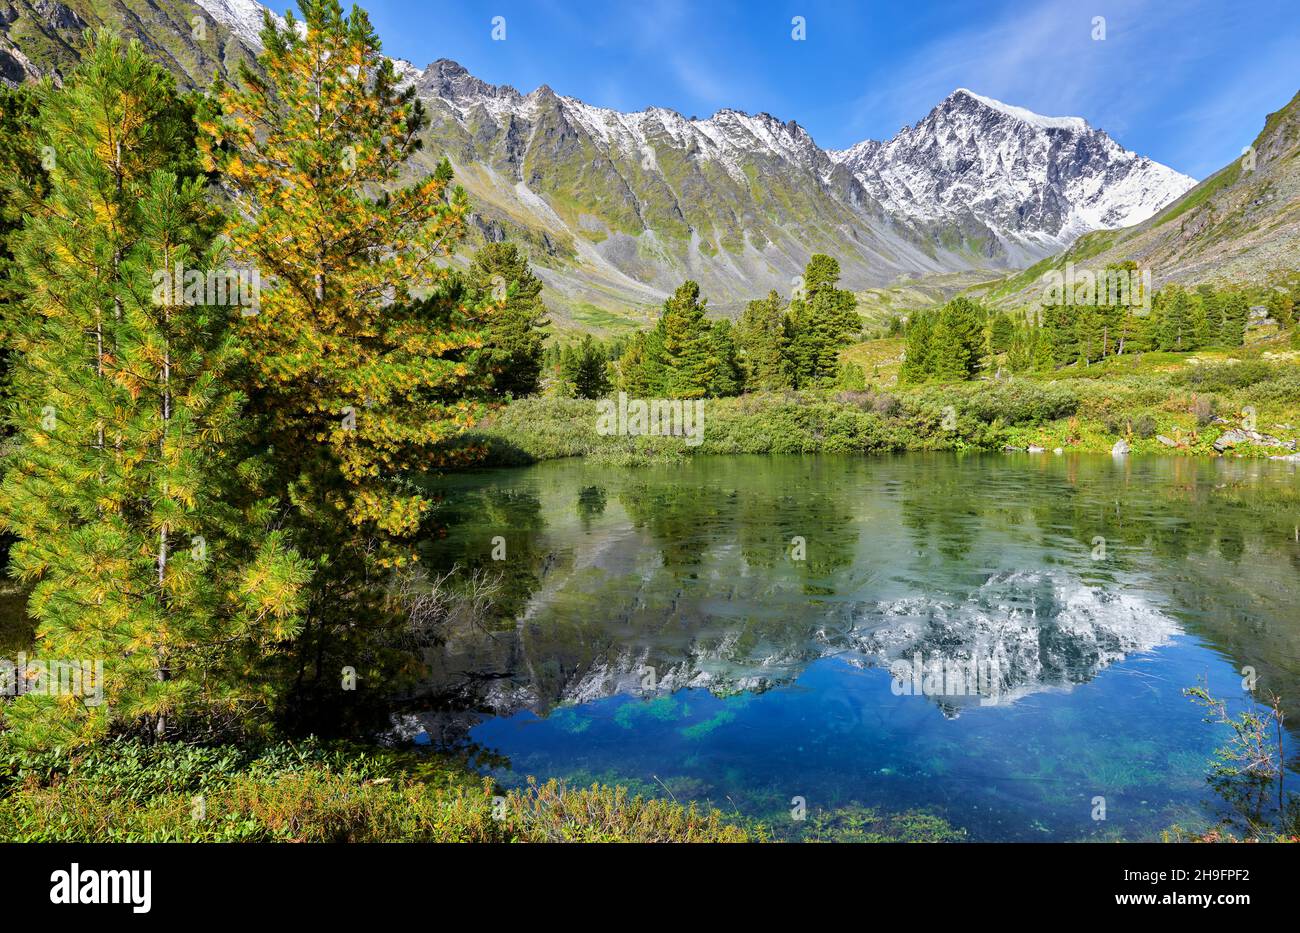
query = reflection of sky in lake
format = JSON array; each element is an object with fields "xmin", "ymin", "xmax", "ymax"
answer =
[{"xmin": 417, "ymin": 453, "xmax": 1300, "ymax": 841}]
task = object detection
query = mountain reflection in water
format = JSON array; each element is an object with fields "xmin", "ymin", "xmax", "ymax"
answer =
[{"xmin": 404, "ymin": 453, "xmax": 1300, "ymax": 840}]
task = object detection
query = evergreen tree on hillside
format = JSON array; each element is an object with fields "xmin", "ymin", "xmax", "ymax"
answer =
[
  {"xmin": 1267, "ymin": 286, "xmax": 1295, "ymax": 328},
  {"xmin": 1101, "ymin": 306, "xmax": 1123, "ymax": 358},
  {"xmin": 1075, "ymin": 305, "xmax": 1104, "ymax": 364},
  {"xmin": 616, "ymin": 327, "xmax": 667, "ymax": 396},
  {"xmin": 1030, "ymin": 315, "xmax": 1056, "ymax": 371},
  {"xmin": 1118, "ymin": 303, "xmax": 1152, "ymax": 355},
  {"xmin": 200, "ymin": 0, "xmax": 489, "ymax": 551},
  {"xmin": 929, "ymin": 297, "xmax": 987, "ymax": 381},
  {"xmin": 708, "ymin": 319, "xmax": 743, "ymax": 396},
  {"xmin": 1041, "ymin": 302, "xmax": 1079, "ymax": 368},
  {"xmin": 660, "ymin": 280, "xmax": 716, "ymax": 398},
  {"xmin": 468, "ymin": 243, "xmax": 549, "ymax": 398},
  {"xmin": 734, "ymin": 290, "xmax": 792, "ymax": 391},
  {"xmin": 1006, "ymin": 322, "xmax": 1032, "ymax": 373},
  {"xmin": 1219, "ymin": 290, "xmax": 1248, "ymax": 347},
  {"xmin": 803, "ymin": 254, "xmax": 843, "ymax": 296},
  {"xmin": 0, "ymin": 33, "xmax": 307, "ymax": 748},
  {"xmin": 928, "ymin": 315, "xmax": 968, "ymax": 381},
  {"xmin": 1196, "ymin": 286, "xmax": 1222, "ymax": 346},
  {"xmin": 899, "ymin": 311, "xmax": 934, "ymax": 384},
  {"xmin": 989, "ymin": 312, "xmax": 1015, "ymax": 355},
  {"xmin": 563, "ymin": 334, "xmax": 610, "ymax": 398},
  {"xmin": 786, "ymin": 255, "xmax": 859, "ymax": 387},
  {"xmin": 1159, "ymin": 286, "xmax": 1193, "ymax": 351}
]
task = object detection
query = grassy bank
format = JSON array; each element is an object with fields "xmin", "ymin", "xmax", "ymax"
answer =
[
  {"xmin": 0, "ymin": 737, "xmax": 977, "ymax": 842},
  {"xmin": 0, "ymin": 738, "xmax": 759, "ymax": 842},
  {"xmin": 470, "ymin": 349, "xmax": 1300, "ymax": 465}
]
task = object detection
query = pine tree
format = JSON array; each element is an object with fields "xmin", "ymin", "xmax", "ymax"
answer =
[
  {"xmin": 660, "ymin": 280, "xmax": 716, "ymax": 398},
  {"xmin": 1031, "ymin": 316, "xmax": 1057, "ymax": 372},
  {"xmin": 615, "ymin": 329, "xmax": 665, "ymax": 396},
  {"xmin": 1219, "ymin": 290, "xmax": 1248, "ymax": 347},
  {"xmin": 1006, "ymin": 324, "xmax": 1032, "ymax": 373},
  {"xmin": 989, "ymin": 312, "xmax": 1015, "ymax": 355},
  {"xmin": 1159, "ymin": 285, "xmax": 1193, "ymax": 351},
  {"xmin": 198, "ymin": 0, "xmax": 491, "ymax": 722},
  {"xmin": 468, "ymin": 242, "xmax": 549, "ymax": 398},
  {"xmin": 1041, "ymin": 302, "xmax": 1079, "ymax": 367},
  {"xmin": 708, "ymin": 319, "xmax": 742, "ymax": 396},
  {"xmin": 1094, "ymin": 270, "xmax": 1127, "ymax": 359},
  {"xmin": 199, "ymin": 0, "xmax": 488, "ymax": 554},
  {"xmin": 0, "ymin": 32, "xmax": 306, "ymax": 749},
  {"xmin": 734, "ymin": 290, "xmax": 792, "ymax": 390},
  {"xmin": 1075, "ymin": 306, "xmax": 1104, "ymax": 364},
  {"xmin": 564, "ymin": 334, "xmax": 610, "ymax": 398},
  {"xmin": 786, "ymin": 255, "xmax": 859, "ymax": 387},
  {"xmin": 899, "ymin": 311, "xmax": 934, "ymax": 384},
  {"xmin": 1118, "ymin": 304, "xmax": 1149, "ymax": 355},
  {"xmin": 1196, "ymin": 286, "xmax": 1221, "ymax": 347},
  {"xmin": 928, "ymin": 316, "xmax": 968, "ymax": 382},
  {"xmin": 1267, "ymin": 286, "xmax": 1295, "ymax": 329},
  {"xmin": 927, "ymin": 297, "xmax": 986, "ymax": 381}
]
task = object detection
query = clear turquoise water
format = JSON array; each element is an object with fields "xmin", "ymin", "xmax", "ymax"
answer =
[{"xmin": 415, "ymin": 453, "xmax": 1300, "ymax": 841}]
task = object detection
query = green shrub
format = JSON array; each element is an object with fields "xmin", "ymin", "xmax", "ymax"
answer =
[
  {"xmin": 0, "ymin": 738, "xmax": 759, "ymax": 843},
  {"xmin": 1176, "ymin": 360, "xmax": 1274, "ymax": 392},
  {"xmin": 1134, "ymin": 414, "xmax": 1158, "ymax": 438}
]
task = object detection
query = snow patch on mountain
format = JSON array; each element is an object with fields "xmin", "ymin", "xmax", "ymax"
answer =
[
  {"xmin": 194, "ymin": 0, "xmax": 275, "ymax": 48},
  {"xmin": 952, "ymin": 88, "xmax": 1088, "ymax": 133}
]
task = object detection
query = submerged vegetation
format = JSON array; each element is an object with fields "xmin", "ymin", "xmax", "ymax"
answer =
[{"xmin": 1166, "ymin": 684, "xmax": 1298, "ymax": 843}]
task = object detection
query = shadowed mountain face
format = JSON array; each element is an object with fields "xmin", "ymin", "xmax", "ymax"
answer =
[{"xmin": 2, "ymin": 0, "xmax": 1195, "ymax": 330}]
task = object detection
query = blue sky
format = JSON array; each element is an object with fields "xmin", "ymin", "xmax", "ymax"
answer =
[{"xmin": 272, "ymin": 0, "xmax": 1298, "ymax": 179}]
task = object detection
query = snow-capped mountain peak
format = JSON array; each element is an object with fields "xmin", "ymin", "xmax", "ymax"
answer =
[
  {"xmin": 188, "ymin": 0, "xmax": 1197, "ymax": 309},
  {"xmin": 828, "ymin": 88, "xmax": 1195, "ymax": 262},
  {"xmin": 949, "ymin": 88, "xmax": 1089, "ymax": 133}
]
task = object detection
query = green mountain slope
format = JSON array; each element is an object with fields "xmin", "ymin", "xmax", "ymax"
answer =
[{"xmin": 0, "ymin": 0, "xmax": 257, "ymax": 88}]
